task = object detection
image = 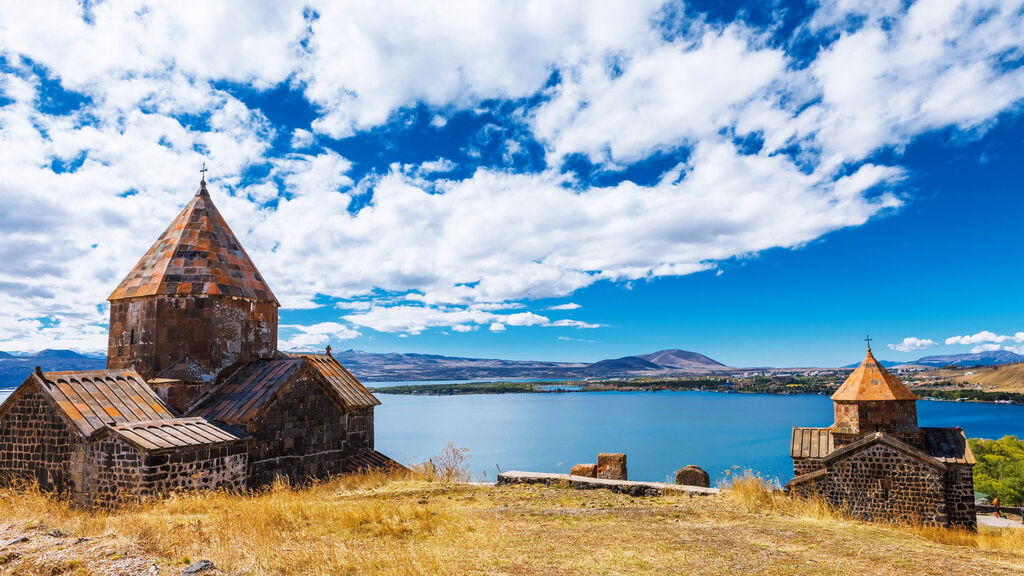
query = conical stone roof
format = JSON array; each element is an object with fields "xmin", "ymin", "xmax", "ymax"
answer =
[
  {"xmin": 831, "ymin": 348, "xmax": 917, "ymax": 401},
  {"xmin": 108, "ymin": 181, "xmax": 278, "ymax": 304}
]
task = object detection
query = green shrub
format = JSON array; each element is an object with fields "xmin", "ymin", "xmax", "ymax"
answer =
[{"xmin": 969, "ymin": 436, "xmax": 1024, "ymax": 506}]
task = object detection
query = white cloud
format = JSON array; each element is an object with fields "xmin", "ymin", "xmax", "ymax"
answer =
[
  {"xmin": 535, "ymin": 27, "xmax": 786, "ymax": 164},
  {"xmin": 489, "ymin": 322, "xmax": 506, "ymax": 332},
  {"xmin": 291, "ymin": 129, "xmax": 315, "ymax": 150},
  {"xmin": 945, "ymin": 331, "xmax": 1024, "ymax": 346},
  {"xmin": 279, "ymin": 322, "xmax": 361, "ymax": 350},
  {"xmin": 0, "ymin": 1, "xmax": 1023, "ymax": 347},
  {"xmin": 301, "ymin": 0, "xmax": 662, "ymax": 137},
  {"xmin": 546, "ymin": 302, "xmax": 581, "ymax": 310},
  {"xmin": 970, "ymin": 343, "xmax": 1002, "ymax": 353},
  {"xmin": 886, "ymin": 337, "xmax": 937, "ymax": 352},
  {"xmin": 551, "ymin": 319, "xmax": 602, "ymax": 329},
  {"xmin": 417, "ymin": 158, "xmax": 456, "ymax": 175}
]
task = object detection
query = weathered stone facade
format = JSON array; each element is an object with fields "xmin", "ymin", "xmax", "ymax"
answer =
[
  {"xmin": 0, "ymin": 385, "xmax": 80, "ymax": 492},
  {"xmin": 790, "ymin": 439, "xmax": 948, "ymax": 524},
  {"xmin": 82, "ymin": 433, "xmax": 247, "ymax": 508},
  {"xmin": 788, "ymin": 348, "xmax": 976, "ymax": 529},
  {"xmin": 244, "ymin": 376, "xmax": 373, "ymax": 487},
  {"xmin": 0, "ymin": 178, "xmax": 398, "ymax": 506},
  {"xmin": 107, "ymin": 296, "xmax": 278, "ymax": 382}
]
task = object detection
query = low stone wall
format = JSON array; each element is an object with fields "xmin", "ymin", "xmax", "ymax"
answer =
[
  {"xmin": 944, "ymin": 465, "xmax": 977, "ymax": 530},
  {"xmin": 247, "ymin": 376, "xmax": 374, "ymax": 487},
  {"xmin": 497, "ymin": 470, "xmax": 719, "ymax": 497},
  {"xmin": 792, "ymin": 457, "xmax": 822, "ymax": 477},
  {"xmin": 0, "ymin": 387, "xmax": 81, "ymax": 492},
  {"xmin": 83, "ymin": 436, "xmax": 247, "ymax": 507}
]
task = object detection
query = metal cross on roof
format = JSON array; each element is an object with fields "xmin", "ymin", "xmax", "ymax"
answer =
[
  {"xmin": 200, "ymin": 162, "xmax": 208, "ymax": 182},
  {"xmin": 865, "ymin": 335, "xmax": 872, "ymax": 350}
]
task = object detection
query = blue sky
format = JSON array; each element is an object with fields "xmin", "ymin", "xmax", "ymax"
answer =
[{"xmin": 0, "ymin": 1, "xmax": 1023, "ymax": 367}]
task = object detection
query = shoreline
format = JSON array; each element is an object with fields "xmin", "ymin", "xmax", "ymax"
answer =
[{"xmin": 368, "ymin": 380, "xmax": 1024, "ymax": 405}]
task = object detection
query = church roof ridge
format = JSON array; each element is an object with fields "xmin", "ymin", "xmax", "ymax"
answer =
[
  {"xmin": 831, "ymin": 346, "xmax": 918, "ymax": 402},
  {"xmin": 108, "ymin": 179, "xmax": 278, "ymax": 305}
]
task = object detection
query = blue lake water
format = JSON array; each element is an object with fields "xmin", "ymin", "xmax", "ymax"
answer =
[
  {"xmin": 374, "ymin": 391, "xmax": 1024, "ymax": 484},
  {"xmin": 367, "ymin": 378, "xmax": 563, "ymax": 388},
  {"xmin": 3, "ymin": 387, "xmax": 1021, "ymax": 485}
]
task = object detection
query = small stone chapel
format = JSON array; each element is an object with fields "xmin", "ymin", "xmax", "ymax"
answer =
[
  {"xmin": 787, "ymin": 344, "xmax": 976, "ymax": 529},
  {"xmin": 0, "ymin": 176, "xmax": 399, "ymax": 506}
]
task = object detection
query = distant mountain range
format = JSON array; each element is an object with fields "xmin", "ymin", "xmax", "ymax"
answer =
[
  {"xmin": 3, "ymin": 346, "xmax": 1022, "ymax": 390},
  {"xmin": 0, "ymin": 348, "xmax": 731, "ymax": 389},
  {"xmin": 0, "ymin": 349, "xmax": 107, "ymax": 389},
  {"xmin": 330, "ymin": 348, "xmax": 730, "ymax": 381},
  {"xmin": 845, "ymin": 350, "xmax": 1024, "ymax": 369}
]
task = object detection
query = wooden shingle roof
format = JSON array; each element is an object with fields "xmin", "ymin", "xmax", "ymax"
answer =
[
  {"xmin": 921, "ymin": 427, "xmax": 975, "ymax": 465},
  {"xmin": 23, "ymin": 369, "xmax": 176, "ymax": 437},
  {"xmin": 108, "ymin": 181, "xmax": 278, "ymax": 304},
  {"xmin": 190, "ymin": 353, "xmax": 382, "ymax": 425},
  {"xmin": 831, "ymin": 348, "xmax": 918, "ymax": 402},
  {"xmin": 101, "ymin": 417, "xmax": 247, "ymax": 452},
  {"xmin": 283, "ymin": 352, "xmax": 380, "ymax": 407},
  {"xmin": 189, "ymin": 357, "xmax": 306, "ymax": 424},
  {"xmin": 790, "ymin": 427, "xmax": 834, "ymax": 459}
]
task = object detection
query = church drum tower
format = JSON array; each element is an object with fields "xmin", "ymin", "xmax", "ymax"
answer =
[{"xmin": 106, "ymin": 178, "xmax": 278, "ymax": 408}]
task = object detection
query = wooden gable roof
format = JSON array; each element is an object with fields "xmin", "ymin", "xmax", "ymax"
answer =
[
  {"xmin": 0, "ymin": 369, "xmax": 176, "ymax": 437},
  {"xmin": 283, "ymin": 352, "xmax": 380, "ymax": 407},
  {"xmin": 96, "ymin": 417, "xmax": 247, "ymax": 452}
]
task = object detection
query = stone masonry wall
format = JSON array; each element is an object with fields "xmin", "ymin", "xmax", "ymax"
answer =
[
  {"xmin": 83, "ymin": 435, "xmax": 247, "ymax": 507},
  {"xmin": 792, "ymin": 457, "xmax": 823, "ymax": 477},
  {"xmin": 82, "ymin": 435, "xmax": 144, "ymax": 506},
  {"xmin": 107, "ymin": 296, "xmax": 277, "ymax": 381},
  {"xmin": 833, "ymin": 400, "xmax": 919, "ymax": 436},
  {"xmin": 794, "ymin": 443, "xmax": 948, "ymax": 526},
  {"xmin": 246, "ymin": 377, "xmax": 371, "ymax": 487},
  {"xmin": 0, "ymin": 387, "xmax": 82, "ymax": 492},
  {"xmin": 945, "ymin": 465, "xmax": 977, "ymax": 530}
]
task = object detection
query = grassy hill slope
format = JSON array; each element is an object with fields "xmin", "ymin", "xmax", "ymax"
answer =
[
  {"xmin": 0, "ymin": 472, "xmax": 1022, "ymax": 575},
  {"xmin": 922, "ymin": 362, "xmax": 1024, "ymax": 393}
]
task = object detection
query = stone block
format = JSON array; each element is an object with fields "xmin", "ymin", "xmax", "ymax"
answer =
[
  {"xmin": 675, "ymin": 465, "xmax": 710, "ymax": 487},
  {"xmin": 596, "ymin": 453, "xmax": 627, "ymax": 480},
  {"xmin": 570, "ymin": 463, "xmax": 597, "ymax": 478}
]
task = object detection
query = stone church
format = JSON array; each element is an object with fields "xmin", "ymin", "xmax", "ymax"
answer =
[
  {"xmin": 0, "ymin": 177, "xmax": 398, "ymax": 506},
  {"xmin": 787, "ymin": 346, "xmax": 976, "ymax": 529}
]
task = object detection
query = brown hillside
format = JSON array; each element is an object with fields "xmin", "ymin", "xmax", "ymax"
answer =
[{"xmin": 924, "ymin": 362, "xmax": 1024, "ymax": 392}]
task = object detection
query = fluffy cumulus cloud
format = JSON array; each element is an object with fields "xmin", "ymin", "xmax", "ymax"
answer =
[
  {"xmin": 887, "ymin": 337, "xmax": 937, "ymax": 353},
  {"xmin": 1, "ymin": 0, "xmax": 1023, "ymax": 346},
  {"xmin": 945, "ymin": 331, "xmax": 1024, "ymax": 346},
  {"xmin": 279, "ymin": 322, "xmax": 361, "ymax": 351}
]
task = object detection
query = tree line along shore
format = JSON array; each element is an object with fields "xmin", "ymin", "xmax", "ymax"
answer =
[{"xmin": 369, "ymin": 376, "xmax": 1024, "ymax": 404}]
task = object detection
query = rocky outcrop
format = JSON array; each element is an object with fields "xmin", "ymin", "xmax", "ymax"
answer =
[
  {"xmin": 570, "ymin": 463, "xmax": 597, "ymax": 477},
  {"xmin": 597, "ymin": 453, "xmax": 627, "ymax": 481},
  {"xmin": 675, "ymin": 465, "xmax": 710, "ymax": 488}
]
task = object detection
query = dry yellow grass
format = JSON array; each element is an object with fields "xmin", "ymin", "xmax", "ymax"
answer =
[
  {"xmin": 1, "ymin": 469, "xmax": 1023, "ymax": 576},
  {"xmin": 918, "ymin": 362, "xmax": 1024, "ymax": 392}
]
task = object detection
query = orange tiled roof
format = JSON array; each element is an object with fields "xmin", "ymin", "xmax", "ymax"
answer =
[
  {"xmin": 26, "ymin": 369, "xmax": 176, "ymax": 437},
  {"xmin": 831, "ymin": 348, "xmax": 918, "ymax": 401},
  {"xmin": 108, "ymin": 181, "xmax": 278, "ymax": 304}
]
